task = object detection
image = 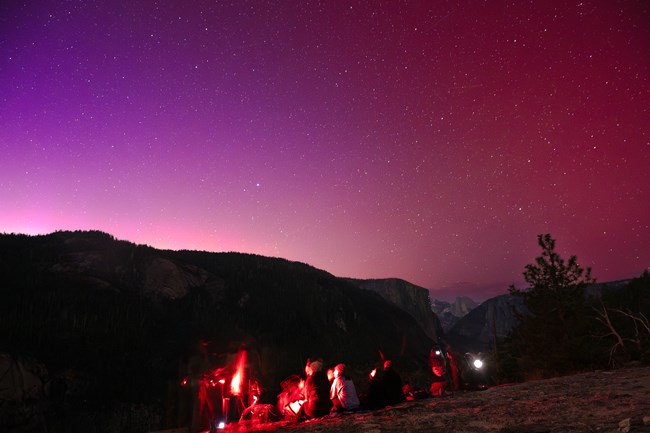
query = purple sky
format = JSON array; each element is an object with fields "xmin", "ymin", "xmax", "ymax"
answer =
[{"xmin": 1, "ymin": 1, "xmax": 649, "ymax": 301}]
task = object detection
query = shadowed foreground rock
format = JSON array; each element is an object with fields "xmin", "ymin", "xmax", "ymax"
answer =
[{"xmin": 225, "ymin": 366, "xmax": 650, "ymax": 433}]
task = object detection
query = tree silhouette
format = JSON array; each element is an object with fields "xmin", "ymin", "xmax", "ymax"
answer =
[
  {"xmin": 596, "ymin": 270, "xmax": 650, "ymax": 366},
  {"xmin": 508, "ymin": 234, "xmax": 596, "ymax": 377}
]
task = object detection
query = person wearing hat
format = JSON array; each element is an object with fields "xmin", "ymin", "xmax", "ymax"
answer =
[
  {"xmin": 329, "ymin": 363, "xmax": 360, "ymax": 412},
  {"xmin": 303, "ymin": 359, "xmax": 332, "ymax": 418}
]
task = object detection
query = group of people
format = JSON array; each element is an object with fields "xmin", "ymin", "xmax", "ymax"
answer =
[
  {"xmin": 271, "ymin": 346, "xmax": 465, "ymax": 422},
  {"xmin": 278, "ymin": 358, "xmax": 407, "ymax": 421},
  {"xmin": 304, "ymin": 360, "xmax": 359, "ymax": 417}
]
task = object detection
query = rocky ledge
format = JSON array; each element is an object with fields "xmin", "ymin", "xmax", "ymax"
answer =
[{"xmin": 224, "ymin": 365, "xmax": 650, "ymax": 433}]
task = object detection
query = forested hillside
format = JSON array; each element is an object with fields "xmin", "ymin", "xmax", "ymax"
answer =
[{"xmin": 0, "ymin": 231, "xmax": 436, "ymax": 433}]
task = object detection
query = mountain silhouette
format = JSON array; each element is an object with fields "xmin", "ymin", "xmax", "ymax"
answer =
[{"xmin": 0, "ymin": 230, "xmax": 438, "ymax": 432}]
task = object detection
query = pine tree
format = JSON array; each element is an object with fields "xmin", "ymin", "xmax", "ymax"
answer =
[{"xmin": 508, "ymin": 234, "xmax": 595, "ymax": 377}]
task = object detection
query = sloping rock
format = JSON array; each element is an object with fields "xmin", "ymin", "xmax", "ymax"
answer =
[
  {"xmin": 0, "ymin": 354, "xmax": 47, "ymax": 429},
  {"xmin": 446, "ymin": 294, "xmax": 524, "ymax": 352},
  {"xmin": 347, "ymin": 278, "xmax": 441, "ymax": 341},
  {"xmin": 142, "ymin": 257, "xmax": 225, "ymax": 299}
]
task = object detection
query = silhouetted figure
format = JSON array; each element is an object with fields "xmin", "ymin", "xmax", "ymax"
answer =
[
  {"xmin": 363, "ymin": 365, "xmax": 385, "ymax": 409},
  {"xmin": 446, "ymin": 346, "xmax": 460, "ymax": 390},
  {"xmin": 381, "ymin": 360, "xmax": 405, "ymax": 405},
  {"xmin": 303, "ymin": 360, "xmax": 332, "ymax": 418}
]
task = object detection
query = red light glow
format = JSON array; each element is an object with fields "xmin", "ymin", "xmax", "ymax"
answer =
[
  {"xmin": 231, "ymin": 371, "xmax": 242, "ymax": 395},
  {"xmin": 230, "ymin": 350, "xmax": 247, "ymax": 396}
]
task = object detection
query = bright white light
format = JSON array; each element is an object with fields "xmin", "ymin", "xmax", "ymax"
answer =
[
  {"xmin": 473, "ymin": 359, "xmax": 483, "ymax": 369},
  {"xmin": 288, "ymin": 400, "xmax": 304, "ymax": 414},
  {"xmin": 218, "ymin": 421, "xmax": 226, "ymax": 429}
]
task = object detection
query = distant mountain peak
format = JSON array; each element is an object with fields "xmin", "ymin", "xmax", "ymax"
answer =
[{"xmin": 431, "ymin": 296, "xmax": 479, "ymax": 332}]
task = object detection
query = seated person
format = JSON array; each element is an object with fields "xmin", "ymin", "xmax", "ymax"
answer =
[
  {"xmin": 277, "ymin": 374, "xmax": 305, "ymax": 420},
  {"xmin": 381, "ymin": 360, "xmax": 405, "ymax": 405},
  {"xmin": 330, "ymin": 363, "xmax": 360, "ymax": 412},
  {"xmin": 429, "ymin": 357, "xmax": 448, "ymax": 396},
  {"xmin": 363, "ymin": 365, "xmax": 385, "ymax": 409},
  {"xmin": 303, "ymin": 360, "xmax": 332, "ymax": 418}
]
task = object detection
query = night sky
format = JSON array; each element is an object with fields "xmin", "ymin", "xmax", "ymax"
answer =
[{"xmin": 1, "ymin": 1, "xmax": 649, "ymax": 301}]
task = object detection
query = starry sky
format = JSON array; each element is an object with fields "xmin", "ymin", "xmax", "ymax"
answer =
[{"xmin": 1, "ymin": 1, "xmax": 649, "ymax": 301}]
